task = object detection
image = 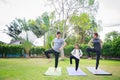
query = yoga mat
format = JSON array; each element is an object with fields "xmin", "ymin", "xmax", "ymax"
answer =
[
  {"xmin": 44, "ymin": 67, "xmax": 62, "ymax": 76},
  {"xmin": 86, "ymin": 67, "xmax": 112, "ymax": 75},
  {"xmin": 67, "ymin": 67, "xmax": 87, "ymax": 76}
]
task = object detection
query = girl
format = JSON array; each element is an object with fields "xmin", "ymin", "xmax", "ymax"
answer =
[{"xmin": 70, "ymin": 44, "xmax": 83, "ymax": 71}]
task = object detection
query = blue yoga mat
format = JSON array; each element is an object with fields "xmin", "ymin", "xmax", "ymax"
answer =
[{"xmin": 67, "ymin": 67, "xmax": 87, "ymax": 76}]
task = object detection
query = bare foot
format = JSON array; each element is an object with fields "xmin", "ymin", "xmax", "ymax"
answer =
[
  {"xmin": 54, "ymin": 68, "xmax": 57, "ymax": 72},
  {"xmin": 75, "ymin": 70, "xmax": 78, "ymax": 72},
  {"xmin": 95, "ymin": 69, "xmax": 98, "ymax": 73}
]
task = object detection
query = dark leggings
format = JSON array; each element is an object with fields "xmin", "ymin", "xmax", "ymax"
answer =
[
  {"xmin": 44, "ymin": 49, "xmax": 60, "ymax": 68},
  {"xmin": 70, "ymin": 55, "xmax": 79, "ymax": 71},
  {"xmin": 86, "ymin": 48, "xmax": 101, "ymax": 70}
]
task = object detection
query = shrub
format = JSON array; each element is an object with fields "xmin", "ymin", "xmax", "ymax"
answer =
[
  {"xmin": 102, "ymin": 42, "xmax": 114, "ymax": 58},
  {"xmin": 112, "ymin": 36, "xmax": 120, "ymax": 58},
  {"xmin": 0, "ymin": 44, "xmax": 23, "ymax": 57},
  {"xmin": 102, "ymin": 36, "xmax": 120, "ymax": 58},
  {"xmin": 22, "ymin": 41, "xmax": 32, "ymax": 57},
  {"xmin": 0, "ymin": 44, "xmax": 46, "ymax": 58},
  {"xmin": 80, "ymin": 44, "xmax": 89, "ymax": 56},
  {"xmin": 30, "ymin": 46, "xmax": 45, "ymax": 56},
  {"xmin": 64, "ymin": 45, "xmax": 74, "ymax": 56}
]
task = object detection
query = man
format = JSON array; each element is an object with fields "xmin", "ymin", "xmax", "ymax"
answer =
[
  {"xmin": 44, "ymin": 32, "xmax": 66, "ymax": 71},
  {"xmin": 86, "ymin": 33, "xmax": 103, "ymax": 70}
]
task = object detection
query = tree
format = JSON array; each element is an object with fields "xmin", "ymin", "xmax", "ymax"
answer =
[
  {"xmin": 28, "ymin": 19, "xmax": 45, "ymax": 38},
  {"xmin": 47, "ymin": 0, "xmax": 99, "ymax": 58},
  {"xmin": 6, "ymin": 16, "xmax": 48, "ymax": 42},
  {"xmin": 6, "ymin": 18, "xmax": 22, "ymax": 40},
  {"xmin": 17, "ymin": 18, "xmax": 30, "ymax": 41},
  {"xmin": 22, "ymin": 41, "xmax": 32, "ymax": 58},
  {"xmin": 105, "ymin": 31, "xmax": 120, "ymax": 42},
  {"xmin": 69, "ymin": 13, "xmax": 92, "ymax": 43},
  {"xmin": 41, "ymin": 12, "xmax": 51, "ymax": 47},
  {"xmin": 6, "ymin": 18, "xmax": 30, "ymax": 41}
]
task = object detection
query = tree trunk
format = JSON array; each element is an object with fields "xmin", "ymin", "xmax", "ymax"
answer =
[
  {"xmin": 26, "ymin": 31, "xmax": 29, "ymax": 41},
  {"xmin": 26, "ymin": 50, "xmax": 30, "ymax": 58},
  {"xmin": 2, "ymin": 53, "xmax": 6, "ymax": 58}
]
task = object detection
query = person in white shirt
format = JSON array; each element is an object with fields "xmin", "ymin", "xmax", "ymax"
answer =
[{"xmin": 70, "ymin": 44, "xmax": 83, "ymax": 71}]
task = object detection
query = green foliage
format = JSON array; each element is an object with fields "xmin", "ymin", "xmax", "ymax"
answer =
[
  {"xmin": 112, "ymin": 36, "xmax": 120, "ymax": 57},
  {"xmin": 102, "ymin": 37, "xmax": 120, "ymax": 58},
  {"xmin": 80, "ymin": 44, "xmax": 89, "ymax": 56},
  {"xmin": 42, "ymin": 12, "xmax": 50, "ymax": 31},
  {"xmin": 84, "ymin": 36, "xmax": 92, "ymax": 44},
  {"xmin": 64, "ymin": 45, "xmax": 74, "ymax": 56},
  {"xmin": 0, "ymin": 44, "xmax": 23, "ymax": 54},
  {"xmin": 0, "ymin": 44, "xmax": 46, "ymax": 57},
  {"xmin": 102, "ymin": 42, "xmax": 114, "ymax": 58},
  {"xmin": 6, "ymin": 12, "xmax": 50, "ymax": 41},
  {"xmin": 105, "ymin": 31, "xmax": 120, "ymax": 42},
  {"xmin": 64, "ymin": 40, "xmax": 120, "ymax": 58},
  {"xmin": 6, "ymin": 18, "xmax": 22, "ymax": 40},
  {"xmin": 30, "ymin": 46, "xmax": 45, "ymax": 56},
  {"xmin": 89, "ymin": 0, "xmax": 94, "ymax": 5},
  {"xmin": 22, "ymin": 41, "xmax": 32, "ymax": 55},
  {"xmin": 45, "ymin": 35, "xmax": 54, "ymax": 49},
  {"xmin": 65, "ymin": 35, "xmax": 78, "ymax": 45},
  {"xmin": 0, "ymin": 44, "xmax": 5, "ymax": 54},
  {"xmin": 69, "ymin": 13, "xmax": 92, "ymax": 43},
  {"xmin": 28, "ymin": 19, "xmax": 45, "ymax": 38},
  {"xmin": 70, "ymin": 13, "xmax": 91, "ymax": 30}
]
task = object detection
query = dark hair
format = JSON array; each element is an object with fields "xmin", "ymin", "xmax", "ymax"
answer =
[
  {"xmin": 56, "ymin": 31, "xmax": 61, "ymax": 34},
  {"xmin": 94, "ymin": 33, "xmax": 98, "ymax": 37}
]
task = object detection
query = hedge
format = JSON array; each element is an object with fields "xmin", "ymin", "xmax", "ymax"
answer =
[
  {"xmin": 30, "ymin": 46, "xmax": 45, "ymax": 57},
  {"xmin": 112, "ymin": 37, "xmax": 120, "ymax": 58},
  {"xmin": 0, "ymin": 38, "xmax": 120, "ymax": 58},
  {"xmin": 64, "ymin": 42, "xmax": 120, "ymax": 58},
  {"xmin": 64, "ymin": 45, "xmax": 74, "ymax": 56},
  {"xmin": 0, "ymin": 44, "xmax": 45, "ymax": 58},
  {"xmin": 102, "ymin": 36, "xmax": 120, "ymax": 58},
  {"xmin": 0, "ymin": 44, "xmax": 23, "ymax": 57},
  {"xmin": 102, "ymin": 42, "xmax": 114, "ymax": 58}
]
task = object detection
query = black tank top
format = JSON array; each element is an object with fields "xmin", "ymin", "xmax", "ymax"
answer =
[{"xmin": 92, "ymin": 38, "xmax": 101, "ymax": 51}]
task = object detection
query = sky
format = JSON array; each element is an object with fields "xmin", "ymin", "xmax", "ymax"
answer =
[
  {"xmin": 0, "ymin": 0, "xmax": 120, "ymax": 43},
  {"xmin": 96, "ymin": 0, "xmax": 120, "ymax": 40}
]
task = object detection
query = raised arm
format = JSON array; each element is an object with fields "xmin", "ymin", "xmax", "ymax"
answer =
[
  {"xmin": 51, "ymin": 40, "xmax": 54, "ymax": 49},
  {"xmin": 71, "ymin": 49, "xmax": 75, "ymax": 55},
  {"xmin": 88, "ymin": 39, "xmax": 93, "ymax": 48},
  {"xmin": 79, "ymin": 49, "xmax": 83, "ymax": 57},
  {"xmin": 100, "ymin": 39, "xmax": 103, "ymax": 48},
  {"xmin": 59, "ymin": 41, "xmax": 67, "ymax": 51}
]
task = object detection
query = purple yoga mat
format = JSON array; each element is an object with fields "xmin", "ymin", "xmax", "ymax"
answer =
[{"xmin": 67, "ymin": 67, "xmax": 87, "ymax": 76}]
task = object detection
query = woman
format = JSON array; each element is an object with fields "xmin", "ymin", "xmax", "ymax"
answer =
[
  {"xmin": 86, "ymin": 33, "xmax": 103, "ymax": 70},
  {"xmin": 44, "ymin": 32, "xmax": 66, "ymax": 71}
]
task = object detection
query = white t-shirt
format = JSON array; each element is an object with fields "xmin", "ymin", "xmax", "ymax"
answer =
[{"xmin": 71, "ymin": 49, "xmax": 83, "ymax": 59}]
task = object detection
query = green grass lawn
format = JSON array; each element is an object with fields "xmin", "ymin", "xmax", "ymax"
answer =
[{"xmin": 0, "ymin": 58, "xmax": 120, "ymax": 80}]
